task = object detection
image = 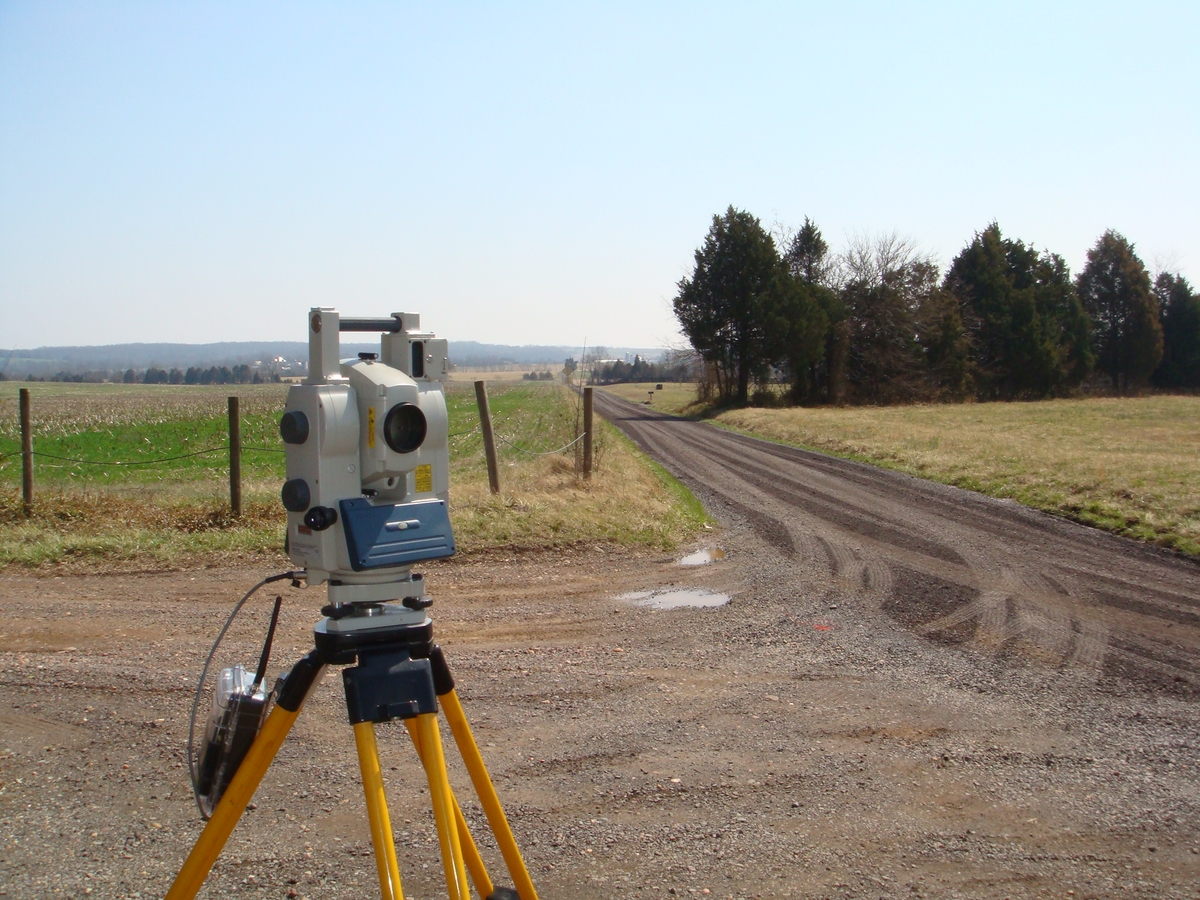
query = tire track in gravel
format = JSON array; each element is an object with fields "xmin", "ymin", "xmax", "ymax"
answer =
[
  {"xmin": 608, "ymin": 402, "xmax": 1168, "ymax": 685},
  {"xmin": 619, "ymin": 404, "xmax": 879, "ymax": 639},
  {"xmin": 627, "ymin": 405, "xmax": 1090, "ymax": 669},
  {"xmin": 594, "ymin": 391, "xmax": 1200, "ymax": 696},
  {"xmin": 662, "ymin": 415, "xmax": 1107, "ymax": 679}
]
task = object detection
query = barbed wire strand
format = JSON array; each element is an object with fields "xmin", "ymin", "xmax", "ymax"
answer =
[
  {"xmin": 0, "ymin": 444, "xmax": 288, "ymax": 468},
  {"xmin": 29, "ymin": 447, "xmax": 227, "ymax": 466},
  {"xmin": 494, "ymin": 431, "xmax": 586, "ymax": 456}
]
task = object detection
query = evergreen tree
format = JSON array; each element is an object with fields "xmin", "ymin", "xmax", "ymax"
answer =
[
  {"xmin": 674, "ymin": 207, "xmax": 784, "ymax": 404},
  {"xmin": 915, "ymin": 286, "xmax": 973, "ymax": 399},
  {"xmin": 782, "ymin": 217, "xmax": 833, "ymax": 286},
  {"xmin": 780, "ymin": 217, "xmax": 843, "ymax": 403},
  {"xmin": 944, "ymin": 224, "xmax": 1092, "ymax": 399},
  {"xmin": 1077, "ymin": 231, "xmax": 1162, "ymax": 392},
  {"xmin": 1152, "ymin": 272, "xmax": 1200, "ymax": 388},
  {"xmin": 767, "ymin": 275, "xmax": 829, "ymax": 404}
]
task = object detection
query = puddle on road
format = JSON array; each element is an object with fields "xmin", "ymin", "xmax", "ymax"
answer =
[
  {"xmin": 619, "ymin": 589, "xmax": 731, "ymax": 610},
  {"xmin": 678, "ymin": 548, "xmax": 727, "ymax": 566}
]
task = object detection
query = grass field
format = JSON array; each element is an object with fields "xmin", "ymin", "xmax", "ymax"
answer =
[
  {"xmin": 600, "ymin": 382, "xmax": 1200, "ymax": 557},
  {"xmin": 446, "ymin": 368, "xmax": 566, "ymax": 384},
  {"xmin": 600, "ymin": 381, "xmax": 703, "ymax": 416},
  {"xmin": 0, "ymin": 381, "xmax": 707, "ymax": 568}
]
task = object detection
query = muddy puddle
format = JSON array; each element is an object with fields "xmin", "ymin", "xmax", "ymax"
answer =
[
  {"xmin": 678, "ymin": 548, "xmax": 726, "ymax": 566},
  {"xmin": 618, "ymin": 589, "xmax": 731, "ymax": 610}
]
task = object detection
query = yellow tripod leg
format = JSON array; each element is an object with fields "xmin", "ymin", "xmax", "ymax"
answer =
[
  {"xmin": 167, "ymin": 696, "xmax": 310, "ymax": 898},
  {"xmin": 414, "ymin": 712, "xmax": 471, "ymax": 900},
  {"xmin": 440, "ymin": 689, "xmax": 539, "ymax": 900},
  {"xmin": 354, "ymin": 722, "xmax": 404, "ymax": 900},
  {"xmin": 166, "ymin": 652, "xmax": 323, "ymax": 900},
  {"xmin": 406, "ymin": 719, "xmax": 495, "ymax": 898}
]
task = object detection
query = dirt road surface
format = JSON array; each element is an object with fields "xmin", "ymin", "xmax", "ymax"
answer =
[{"xmin": 1, "ymin": 395, "xmax": 1199, "ymax": 900}]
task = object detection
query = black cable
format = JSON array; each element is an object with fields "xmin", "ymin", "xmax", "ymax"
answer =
[{"xmin": 187, "ymin": 571, "xmax": 303, "ymax": 817}]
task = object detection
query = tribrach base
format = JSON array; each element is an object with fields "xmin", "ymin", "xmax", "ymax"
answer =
[{"xmin": 165, "ymin": 614, "xmax": 537, "ymax": 900}]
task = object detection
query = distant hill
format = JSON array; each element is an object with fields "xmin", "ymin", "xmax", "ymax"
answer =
[
  {"xmin": 0, "ymin": 340, "xmax": 664, "ymax": 379},
  {"xmin": 448, "ymin": 341, "xmax": 661, "ymax": 368},
  {"xmin": 1, "ymin": 342, "xmax": 314, "ymax": 378}
]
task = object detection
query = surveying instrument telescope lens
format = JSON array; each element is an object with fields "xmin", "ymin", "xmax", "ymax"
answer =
[{"xmin": 384, "ymin": 401, "xmax": 427, "ymax": 454}]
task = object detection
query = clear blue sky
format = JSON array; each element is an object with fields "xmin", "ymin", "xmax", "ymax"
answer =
[{"xmin": 1, "ymin": 2, "xmax": 1196, "ymax": 350}]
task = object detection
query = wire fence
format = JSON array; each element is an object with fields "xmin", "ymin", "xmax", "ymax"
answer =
[
  {"xmin": 5, "ymin": 383, "xmax": 596, "ymax": 514},
  {"xmin": 17, "ymin": 434, "xmax": 562, "ymax": 467},
  {"xmin": 4, "ymin": 433, "xmax": 569, "ymax": 471}
]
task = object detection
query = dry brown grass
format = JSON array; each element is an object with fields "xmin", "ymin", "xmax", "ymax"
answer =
[
  {"xmin": 0, "ymin": 478, "xmax": 290, "ymax": 569},
  {"xmin": 445, "ymin": 368, "xmax": 560, "ymax": 383},
  {"xmin": 449, "ymin": 422, "xmax": 707, "ymax": 551},
  {"xmin": 0, "ymin": 382, "xmax": 288, "ymax": 436}
]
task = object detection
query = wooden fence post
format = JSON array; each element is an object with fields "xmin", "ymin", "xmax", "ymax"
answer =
[
  {"xmin": 474, "ymin": 380, "xmax": 501, "ymax": 494},
  {"xmin": 582, "ymin": 387, "xmax": 594, "ymax": 479},
  {"xmin": 228, "ymin": 396, "xmax": 242, "ymax": 517},
  {"xmin": 20, "ymin": 388, "xmax": 33, "ymax": 517}
]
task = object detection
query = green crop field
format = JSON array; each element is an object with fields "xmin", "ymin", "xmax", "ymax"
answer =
[
  {"xmin": 0, "ymin": 382, "xmax": 706, "ymax": 568},
  {"xmin": 600, "ymin": 383, "xmax": 1200, "ymax": 557},
  {"xmin": 0, "ymin": 383, "xmax": 289, "ymax": 486}
]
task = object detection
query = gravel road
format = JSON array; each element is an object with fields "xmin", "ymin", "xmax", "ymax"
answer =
[{"xmin": 2, "ymin": 393, "xmax": 1199, "ymax": 900}]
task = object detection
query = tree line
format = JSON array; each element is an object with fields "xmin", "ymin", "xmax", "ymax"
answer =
[
  {"xmin": 674, "ymin": 207, "xmax": 1200, "ymax": 405},
  {"xmin": 14, "ymin": 365, "xmax": 282, "ymax": 384},
  {"xmin": 589, "ymin": 353, "xmax": 695, "ymax": 385}
]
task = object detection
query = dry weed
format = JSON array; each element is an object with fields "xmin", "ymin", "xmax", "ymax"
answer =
[{"xmin": 450, "ymin": 418, "xmax": 700, "ymax": 550}]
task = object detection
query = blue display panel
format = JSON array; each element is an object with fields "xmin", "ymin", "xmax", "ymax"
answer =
[{"xmin": 338, "ymin": 497, "xmax": 456, "ymax": 570}]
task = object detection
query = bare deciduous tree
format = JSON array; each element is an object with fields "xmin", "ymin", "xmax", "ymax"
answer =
[{"xmin": 835, "ymin": 232, "xmax": 940, "ymax": 403}]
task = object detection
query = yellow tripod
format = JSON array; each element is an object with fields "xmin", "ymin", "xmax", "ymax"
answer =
[{"xmin": 166, "ymin": 614, "xmax": 538, "ymax": 900}]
